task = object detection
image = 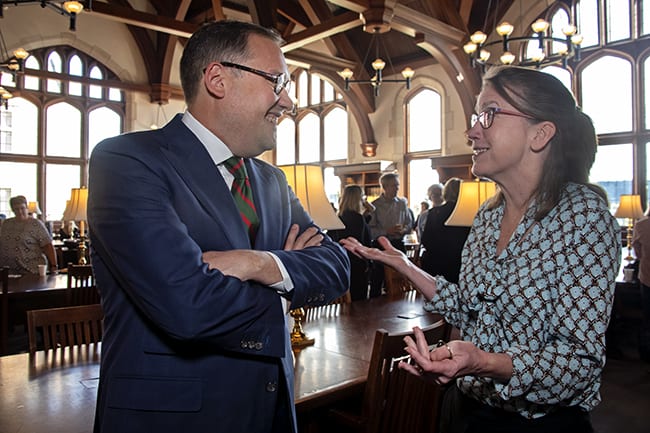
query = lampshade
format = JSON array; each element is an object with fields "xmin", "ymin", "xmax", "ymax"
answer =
[
  {"xmin": 445, "ymin": 180, "xmax": 497, "ymax": 227},
  {"xmin": 279, "ymin": 164, "xmax": 345, "ymax": 230},
  {"xmin": 614, "ymin": 194, "xmax": 644, "ymax": 220},
  {"xmin": 62, "ymin": 187, "xmax": 87, "ymax": 221},
  {"xmin": 28, "ymin": 201, "xmax": 42, "ymax": 215}
]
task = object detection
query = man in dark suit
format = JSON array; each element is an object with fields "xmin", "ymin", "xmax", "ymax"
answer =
[{"xmin": 88, "ymin": 20, "xmax": 350, "ymax": 433}]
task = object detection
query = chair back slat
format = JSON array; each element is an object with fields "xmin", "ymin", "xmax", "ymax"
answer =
[
  {"xmin": 66, "ymin": 263, "xmax": 100, "ymax": 306},
  {"xmin": 26, "ymin": 304, "xmax": 104, "ymax": 356},
  {"xmin": 363, "ymin": 319, "xmax": 452, "ymax": 433}
]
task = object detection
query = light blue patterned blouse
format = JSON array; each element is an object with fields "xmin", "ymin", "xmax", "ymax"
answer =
[{"xmin": 426, "ymin": 182, "xmax": 620, "ymax": 418}]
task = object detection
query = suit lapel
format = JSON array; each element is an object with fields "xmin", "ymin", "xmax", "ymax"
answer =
[{"xmin": 159, "ymin": 115, "xmax": 251, "ymax": 248}]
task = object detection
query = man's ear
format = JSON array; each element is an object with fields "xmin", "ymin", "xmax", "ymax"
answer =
[
  {"xmin": 203, "ymin": 63, "xmax": 227, "ymax": 99},
  {"xmin": 530, "ymin": 121, "xmax": 556, "ymax": 153}
]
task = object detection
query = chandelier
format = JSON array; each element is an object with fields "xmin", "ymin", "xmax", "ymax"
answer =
[
  {"xmin": 463, "ymin": 6, "xmax": 583, "ymax": 69},
  {"xmin": 338, "ymin": 27, "xmax": 414, "ymax": 97},
  {"xmin": 0, "ymin": 28, "xmax": 29, "ymax": 108},
  {"xmin": 0, "ymin": 0, "xmax": 89, "ymax": 31}
]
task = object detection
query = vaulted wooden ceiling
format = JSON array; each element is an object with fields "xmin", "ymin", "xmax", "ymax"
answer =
[{"xmin": 84, "ymin": 0, "xmax": 527, "ymax": 113}]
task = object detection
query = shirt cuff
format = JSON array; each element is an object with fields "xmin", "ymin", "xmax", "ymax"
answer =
[{"xmin": 267, "ymin": 252, "xmax": 294, "ymax": 294}]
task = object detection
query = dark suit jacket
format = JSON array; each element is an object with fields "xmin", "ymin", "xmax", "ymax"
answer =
[
  {"xmin": 88, "ymin": 114, "xmax": 350, "ymax": 433},
  {"xmin": 420, "ymin": 201, "xmax": 470, "ymax": 284}
]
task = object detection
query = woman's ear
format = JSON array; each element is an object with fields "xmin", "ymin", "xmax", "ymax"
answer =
[
  {"xmin": 203, "ymin": 63, "xmax": 227, "ymax": 99},
  {"xmin": 530, "ymin": 121, "xmax": 556, "ymax": 153}
]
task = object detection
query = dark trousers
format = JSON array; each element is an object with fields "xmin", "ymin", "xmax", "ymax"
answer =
[
  {"xmin": 369, "ymin": 238, "xmax": 405, "ymax": 298},
  {"xmin": 440, "ymin": 385, "xmax": 593, "ymax": 433}
]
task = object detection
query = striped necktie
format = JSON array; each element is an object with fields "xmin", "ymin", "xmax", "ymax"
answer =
[{"xmin": 223, "ymin": 156, "xmax": 259, "ymax": 243}]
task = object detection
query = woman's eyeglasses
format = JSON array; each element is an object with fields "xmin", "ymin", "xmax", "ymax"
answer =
[
  {"xmin": 220, "ymin": 61, "xmax": 291, "ymax": 96},
  {"xmin": 471, "ymin": 107, "xmax": 536, "ymax": 129}
]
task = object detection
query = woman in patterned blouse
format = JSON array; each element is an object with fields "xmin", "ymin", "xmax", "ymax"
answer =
[
  {"xmin": 0, "ymin": 195, "xmax": 58, "ymax": 274},
  {"xmin": 341, "ymin": 66, "xmax": 620, "ymax": 433}
]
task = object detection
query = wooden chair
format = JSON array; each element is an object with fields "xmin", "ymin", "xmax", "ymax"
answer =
[
  {"xmin": 26, "ymin": 304, "xmax": 104, "ymax": 356},
  {"xmin": 329, "ymin": 319, "xmax": 452, "ymax": 433},
  {"xmin": 66, "ymin": 263, "xmax": 100, "ymax": 306},
  {"xmin": 0, "ymin": 267, "xmax": 8, "ymax": 355},
  {"xmin": 383, "ymin": 265, "xmax": 414, "ymax": 296}
]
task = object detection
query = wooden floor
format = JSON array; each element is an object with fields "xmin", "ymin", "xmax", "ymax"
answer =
[{"xmin": 3, "ymin": 323, "xmax": 649, "ymax": 433}]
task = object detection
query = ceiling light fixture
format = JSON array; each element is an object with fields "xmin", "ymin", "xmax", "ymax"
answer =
[
  {"xmin": 0, "ymin": 0, "xmax": 90, "ymax": 31},
  {"xmin": 338, "ymin": 26, "xmax": 414, "ymax": 97},
  {"xmin": 0, "ymin": 27, "xmax": 29, "ymax": 108},
  {"xmin": 463, "ymin": 1, "xmax": 582, "ymax": 70}
]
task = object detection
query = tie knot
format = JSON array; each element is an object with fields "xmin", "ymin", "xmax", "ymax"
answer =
[{"xmin": 223, "ymin": 156, "xmax": 247, "ymax": 180}]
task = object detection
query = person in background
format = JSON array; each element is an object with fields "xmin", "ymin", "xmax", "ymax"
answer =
[
  {"xmin": 0, "ymin": 195, "xmax": 57, "ymax": 274},
  {"xmin": 59, "ymin": 220, "xmax": 79, "ymax": 239},
  {"xmin": 0, "ymin": 213, "xmax": 5, "ymax": 229},
  {"xmin": 419, "ymin": 178, "xmax": 470, "ymax": 284},
  {"xmin": 342, "ymin": 66, "xmax": 619, "ymax": 433},
  {"xmin": 415, "ymin": 201, "xmax": 430, "ymax": 240},
  {"xmin": 329, "ymin": 185, "xmax": 372, "ymax": 301},
  {"xmin": 366, "ymin": 172, "xmax": 414, "ymax": 297},
  {"xmin": 88, "ymin": 20, "xmax": 349, "ymax": 433},
  {"xmin": 632, "ymin": 208, "xmax": 650, "ymax": 362},
  {"xmin": 416, "ymin": 183, "xmax": 443, "ymax": 242}
]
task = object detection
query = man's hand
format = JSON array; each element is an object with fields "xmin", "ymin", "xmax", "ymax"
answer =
[
  {"xmin": 202, "ymin": 224, "xmax": 323, "ymax": 283},
  {"xmin": 284, "ymin": 224, "xmax": 323, "ymax": 250}
]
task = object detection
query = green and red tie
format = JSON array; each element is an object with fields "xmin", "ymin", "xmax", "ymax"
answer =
[{"xmin": 223, "ymin": 156, "xmax": 259, "ymax": 243}]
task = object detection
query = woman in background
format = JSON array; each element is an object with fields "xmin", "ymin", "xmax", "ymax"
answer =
[
  {"xmin": 0, "ymin": 195, "xmax": 57, "ymax": 274},
  {"xmin": 329, "ymin": 185, "xmax": 373, "ymax": 301},
  {"xmin": 419, "ymin": 177, "xmax": 470, "ymax": 284}
]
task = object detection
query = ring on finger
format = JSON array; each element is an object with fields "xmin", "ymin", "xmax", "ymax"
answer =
[{"xmin": 435, "ymin": 340, "xmax": 454, "ymax": 360}]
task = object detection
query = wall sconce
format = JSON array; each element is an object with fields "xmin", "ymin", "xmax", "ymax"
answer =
[
  {"xmin": 446, "ymin": 179, "xmax": 497, "ymax": 227},
  {"xmin": 62, "ymin": 186, "xmax": 88, "ymax": 264},
  {"xmin": 614, "ymin": 194, "xmax": 644, "ymax": 265}
]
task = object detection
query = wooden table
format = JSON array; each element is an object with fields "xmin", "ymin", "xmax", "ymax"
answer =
[
  {"xmin": 0, "ymin": 292, "xmax": 437, "ymax": 433},
  {"xmin": 5, "ymin": 273, "xmax": 69, "ymax": 331}
]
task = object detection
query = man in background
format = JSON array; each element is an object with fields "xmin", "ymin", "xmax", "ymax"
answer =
[{"xmin": 366, "ymin": 172, "xmax": 413, "ymax": 297}]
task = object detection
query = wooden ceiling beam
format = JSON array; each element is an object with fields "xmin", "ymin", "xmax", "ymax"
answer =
[
  {"xmin": 211, "ymin": 0, "xmax": 227, "ymax": 21},
  {"xmin": 87, "ymin": 1, "xmax": 197, "ymax": 38},
  {"xmin": 281, "ymin": 11, "xmax": 363, "ymax": 52}
]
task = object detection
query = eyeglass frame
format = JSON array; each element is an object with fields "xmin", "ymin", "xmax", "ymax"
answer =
[
  {"xmin": 219, "ymin": 61, "xmax": 291, "ymax": 96},
  {"xmin": 471, "ymin": 107, "xmax": 536, "ymax": 129}
]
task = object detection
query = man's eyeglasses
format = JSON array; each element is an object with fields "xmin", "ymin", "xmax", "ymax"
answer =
[
  {"xmin": 220, "ymin": 61, "xmax": 291, "ymax": 96},
  {"xmin": 471, "ymin": 107, "xmax": 536, "ymax": 129}
]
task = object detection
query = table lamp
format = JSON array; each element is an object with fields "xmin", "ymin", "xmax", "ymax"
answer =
[
  {"xmin": 614, "ymin": 194, "xmax": 644, "ymax": 265},
  {"xmin": 28, "ymin": 201, "xmax": 42, "ymax": 218},
  {"xmin": 278, "ymin": 164, "xmax": 345, "ymax": 348},
  {"xmin": 62, "ymin": 187, "xmax": 89, "ymax": 265},
  {"xmin": 446, "ymin": 179, "xmax": 497, "ymax": 227}
]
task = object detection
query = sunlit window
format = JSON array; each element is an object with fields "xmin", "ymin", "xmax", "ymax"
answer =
[
  {"xmin": 298, "ymin": 112, "xmax": 319, "ymax": 163},
  {"xmin": 574, "ymin": 0, "xmax": 648, "ymax": 209},
  {"xmin": 276, "ymin": 119, "xmax": 296, "ymax": 165},
  {"xmin": 407, "ymin": 89, "xmax": 442, "ymax": 152},
  {"xmin": 408, "ymin": 158, "xmax": 440, "ymax": 219},
  {"xmin": 0, "ymin": 46, "xmax": 125, "ymax": 219},
  {"xmin": 581, "ymin": 55, "xmax": 633, "ymax": 134},
  {"xmin": 324, "ymin": 107, "xmax": 348, "ymax": 161},
  {"xmin": 46, "ymin": 51, "xmax": 62, "ymax": 93},
  {"xmin": 68, "ymin": 55, "xmax": 83, "ymax": 96}
]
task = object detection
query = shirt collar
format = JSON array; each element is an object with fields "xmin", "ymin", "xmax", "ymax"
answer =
[{"xmin": 181, "ymin": 111, "xmax": 233, "ymax": 165}]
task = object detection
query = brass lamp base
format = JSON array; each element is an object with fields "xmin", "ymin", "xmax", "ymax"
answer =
[
  {"xmin": 77, "ymin": 237, "xmax": 88, "ymax": 265},
  {"xmin": 289, "ymin": 308, "xmax": 314, "ymax": 348}
]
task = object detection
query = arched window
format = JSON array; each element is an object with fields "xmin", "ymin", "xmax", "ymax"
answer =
[
  {"xmin": 405, "ymin": 87, "xmax": 443, "ymax": 217},
  {"xmin": 0, "ymin": 46, "xmax": 125, "ymax": 219},
  {"xmin": 275, "ymin": 69, "xmax": 347, "ymax": 205},
  {"xmin": 570, "ymin": 0, "xmax": 649, "ymax": 212}
]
